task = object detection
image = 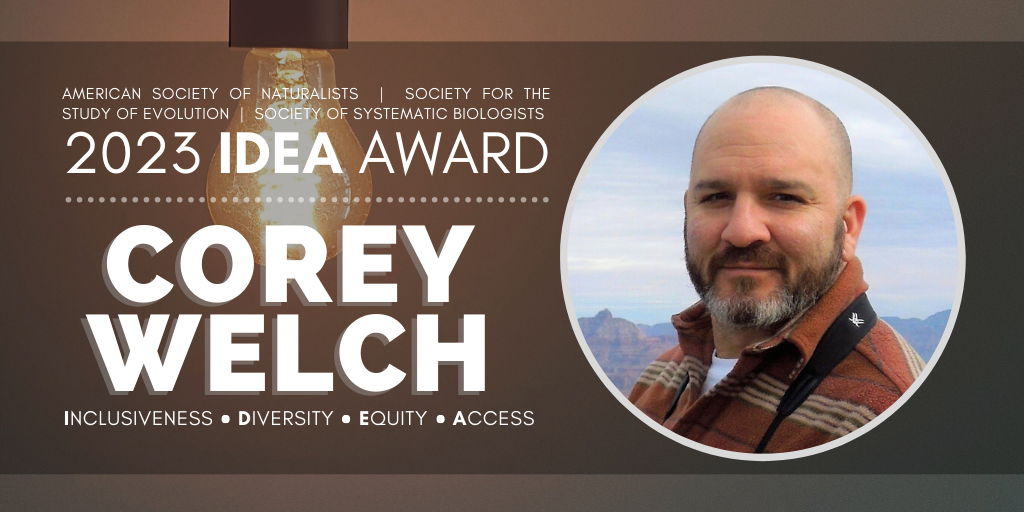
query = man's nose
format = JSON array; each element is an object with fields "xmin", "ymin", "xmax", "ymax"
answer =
[{"xmin": 720, "ymin": 197, "xmax": 771, "ymax": 248}]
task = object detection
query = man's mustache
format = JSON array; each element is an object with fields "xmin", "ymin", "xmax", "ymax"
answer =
[{"xmin": 706, "ymin": 243, "xmax": 788, "ymax": 277}]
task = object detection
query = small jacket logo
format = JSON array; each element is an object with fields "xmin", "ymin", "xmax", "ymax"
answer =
[{"xmin": 849, "ymin": 312, "xmax": 865, "ymax": 327}]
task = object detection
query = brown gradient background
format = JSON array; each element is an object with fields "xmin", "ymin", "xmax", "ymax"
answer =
[
  {"xmin": 1, "ymin": 0, "xmax": 1023, "ymax": 510},
  {"xmin": 0, "ymin": 0, "xmax": 1022, "ymax": 42}
]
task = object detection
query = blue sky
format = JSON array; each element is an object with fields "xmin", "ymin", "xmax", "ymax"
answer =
[{"xmin": 567, "ymin": 62, "xmax": 961, "ymax": 326}]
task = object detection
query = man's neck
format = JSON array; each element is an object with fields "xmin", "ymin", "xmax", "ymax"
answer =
[
  {"xmin": 710, "ymin": 312, "xmax": 808, "ymax": 358},
  {"xmin": 710, "ymin": 320, "xmax": 773, "ymax": 359}
]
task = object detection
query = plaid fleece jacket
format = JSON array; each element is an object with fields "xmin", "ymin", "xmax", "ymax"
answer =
[{"xmin": 628, "ymin": 258, "xmax": 926, "ymax": 453}]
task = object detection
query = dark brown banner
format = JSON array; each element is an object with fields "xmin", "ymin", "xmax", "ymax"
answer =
[{"xmin": 0, "ymin": 42, "xmax": 1019, "ymax": 473}]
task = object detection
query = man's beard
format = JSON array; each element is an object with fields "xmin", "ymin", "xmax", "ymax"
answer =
[{"xmin": 684, "ymin": 220, "xmax": 846, "ymax": 331}]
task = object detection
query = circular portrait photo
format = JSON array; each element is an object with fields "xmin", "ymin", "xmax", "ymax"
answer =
[{"xmin": 562, "ymin": 57, "xmax": 964, "ymax": 460}]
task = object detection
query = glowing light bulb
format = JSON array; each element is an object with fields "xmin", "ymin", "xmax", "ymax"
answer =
[{"xmin": 207, "ymin": 48, "xmax": 370, "ymax": 265}]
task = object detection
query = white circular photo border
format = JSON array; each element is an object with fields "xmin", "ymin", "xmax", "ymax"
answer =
[{"xmin": 559, "ymin": 56, "xmax": 967, "ymax": 461}]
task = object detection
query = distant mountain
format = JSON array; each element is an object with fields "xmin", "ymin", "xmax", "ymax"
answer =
[
  {"xmin": 880, "ymin": 310, "xmax": 950, "ymax": 362},
  {"xmin": 637, "ymin": 322, "xmax": 676, "ymax": 337},
  {"xmin": 580, "ymin": 310, "xmax": 676, "ymax": 395},
  {"xmin": 582, "ymin": 309, "xmax": 949, "ymax": 395}
]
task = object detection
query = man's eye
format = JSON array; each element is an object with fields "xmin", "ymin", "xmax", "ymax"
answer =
[
  {"xmin": 771, "ymin": 193, "xmax": 805, "ymax": 204},
  {"xmin": 700, "ymin": 192, "xmax": 730, "ymax": 203}
]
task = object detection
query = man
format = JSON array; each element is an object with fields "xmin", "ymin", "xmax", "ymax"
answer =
[{"xmin": 628, "ymin": 86, "xmax": 925, "ymax": 454}]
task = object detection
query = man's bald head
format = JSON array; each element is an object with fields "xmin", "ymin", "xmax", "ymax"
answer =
[{"xmin": 693, "ymin": 87, "xmax": 854, "ymax": 198}]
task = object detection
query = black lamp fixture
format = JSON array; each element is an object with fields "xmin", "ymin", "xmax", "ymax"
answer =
[{"xmin": 230, "ymin": 0, "xmax": 349, "ymax": 49}]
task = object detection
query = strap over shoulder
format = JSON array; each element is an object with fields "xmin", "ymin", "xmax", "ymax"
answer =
[{"xmin": 755, "ymin": 293, "xmax": 877, "ymax": 453}]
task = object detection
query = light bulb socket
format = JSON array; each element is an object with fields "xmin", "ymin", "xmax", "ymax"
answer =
[{"xmin": 230, "ymin": 0, "xmax": 349, "ymax": 49}]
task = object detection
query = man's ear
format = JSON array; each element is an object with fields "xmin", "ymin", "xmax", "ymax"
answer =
[{"xmin": 841, "ymin": 195, "xmax": 867, "ymax": 261}]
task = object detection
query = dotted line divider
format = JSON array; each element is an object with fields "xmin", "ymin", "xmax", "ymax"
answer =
[{"xmin": 67, "ymin": 196, "xmax": 551, "ymax": 204}]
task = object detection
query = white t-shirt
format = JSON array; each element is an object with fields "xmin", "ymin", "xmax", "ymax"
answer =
[{"xmin": 700, "ymin": 353, "xmax": 740, "ymax": 396}]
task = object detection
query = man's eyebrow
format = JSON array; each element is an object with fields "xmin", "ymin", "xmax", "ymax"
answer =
[
  {"xmin": 692, "ymin": 179, "xmax": 731, "ymax": 191},
  {"xmin": 763, "ymin": 178, "xmax": 815, "ymax": 194}
]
